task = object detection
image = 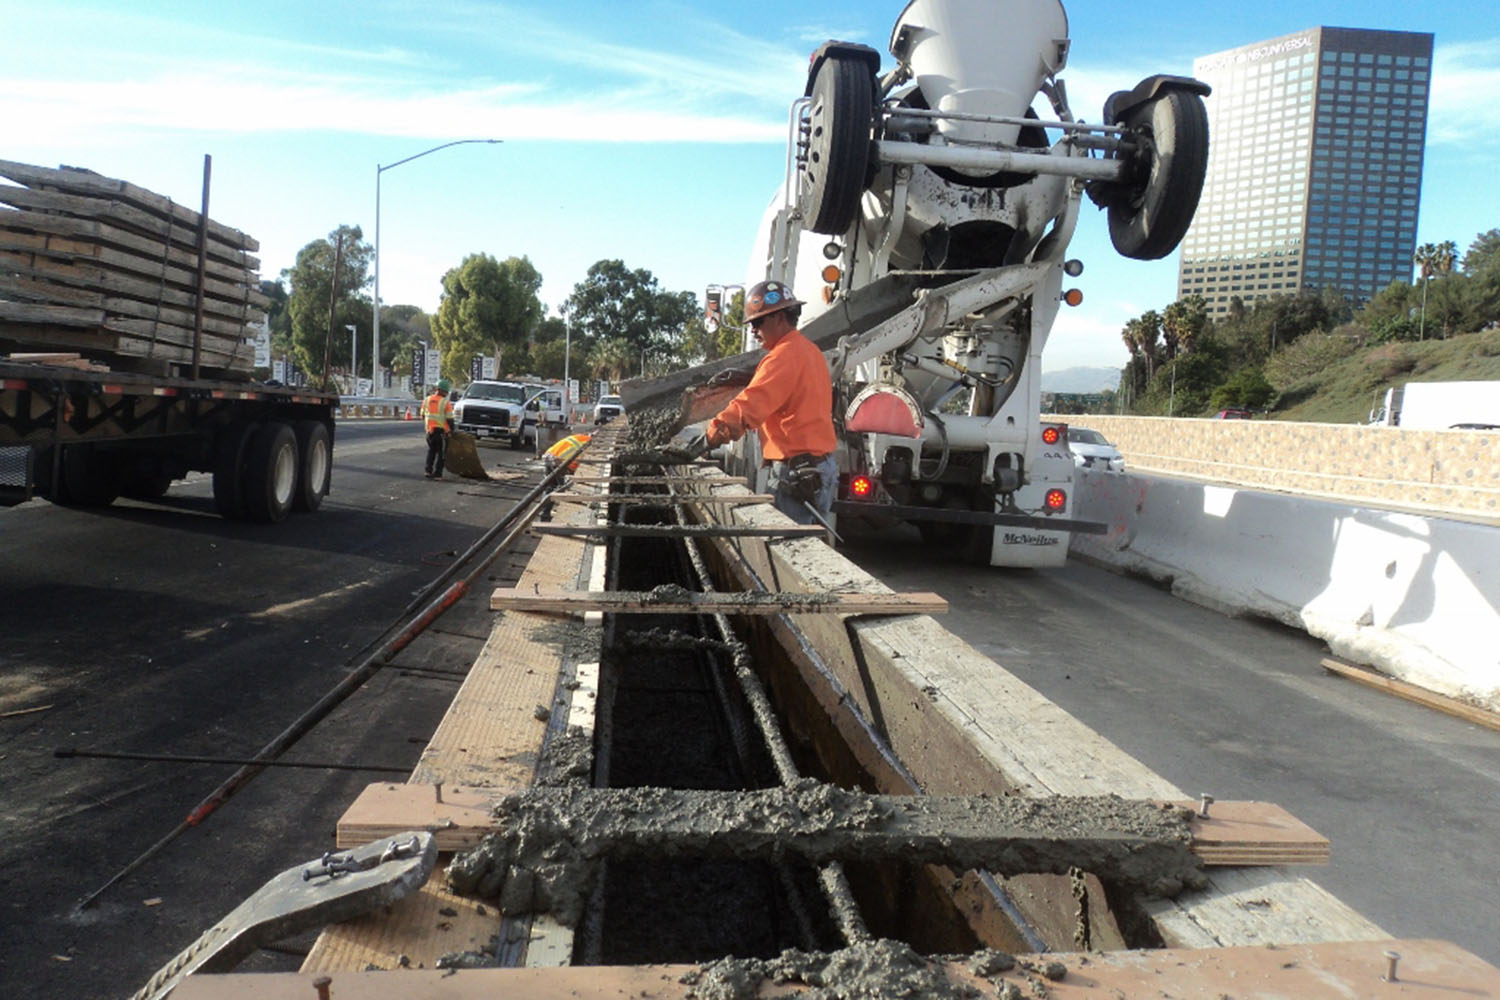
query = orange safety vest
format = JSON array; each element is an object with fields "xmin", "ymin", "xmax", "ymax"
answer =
[
  {"xmin": 422, "ymin": 392, "xmax": 454, "ymax": 433},
  {"xmin": 707, "ymin": 328, "xmax": 835, "ymax": 461},
  {"xmin": 544, "ymin": 433, "xmax": 592, "ymax": 471}
]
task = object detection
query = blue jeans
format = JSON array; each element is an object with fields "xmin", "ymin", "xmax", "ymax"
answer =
[{"xmin": 771, "ymin": 453, "xmax": 837, "ymax": 525}]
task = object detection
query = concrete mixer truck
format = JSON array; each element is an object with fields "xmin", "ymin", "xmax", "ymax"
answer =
[{"xmin": 625, "ymin": 0, "xmax": 1209, "ymax": 567}]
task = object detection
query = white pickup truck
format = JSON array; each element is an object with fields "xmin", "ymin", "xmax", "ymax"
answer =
[{"xmin": 454, "ymin": 381, "xmax": 566, "ymax": 449}]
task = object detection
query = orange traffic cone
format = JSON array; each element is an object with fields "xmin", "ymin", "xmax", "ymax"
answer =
[{"xmin": 404, "ymin": 406, "xmax": 414, "ymax": 420}]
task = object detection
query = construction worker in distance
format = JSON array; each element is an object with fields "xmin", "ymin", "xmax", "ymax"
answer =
[
  {"xmin": 421, "ymin": 379, "xmax": 455, "ymax": 479},
  {"xmin": 543, "ymin": 432, "xmax": 592, "ymax": 474},
  {"xmin": 684, "ymin": 279, "xmax": 836, "ymax": 526}
]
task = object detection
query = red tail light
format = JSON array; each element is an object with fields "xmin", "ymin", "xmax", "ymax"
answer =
[
  {"xmin": 1044, "ymin": 488, "xmax": 1067, "ymax": 511},
  {"xmin": 1041, "ymin": 425, "xmax": 1061, "ymax": 445},
  {"xmin": 850, "ymin": 475, "xmax": 874, "ymax": 499}
]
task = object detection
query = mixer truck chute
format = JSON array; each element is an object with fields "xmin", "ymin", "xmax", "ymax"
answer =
[{"xmin": 622, "ymin": 0, "xmax": 1210, "ymax": 568}]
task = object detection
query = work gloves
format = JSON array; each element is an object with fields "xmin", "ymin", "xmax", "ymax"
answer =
[{"xmin": 682, "ymin": 433, "xmax": 711, "ymax": 459}]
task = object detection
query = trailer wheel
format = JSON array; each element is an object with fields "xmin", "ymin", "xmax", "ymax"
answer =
[
  {"xmin": 243, "ymin": 422, "xmax": 299, "ymax": 524},
  {"xmin": 292, "ymin": 420, "xmax": 331, "ymax": 513},
  {"xmin": 55, "ymin": 444, "xmax": 121, "ymax": 507},
  {"xmin": 799, "ymin": 53, "xmax": 875, "ymax": 235},
  {"xmin": 121, "ymin": 457, "xmax": 173, "ymax": 500},
  {"xmin": 1107, "ymin": 88, "xmax": 1209, "ymax": 260},
  {"xmin": 213, "ymin": 421, "xmax": 260, "ymax": 520}
]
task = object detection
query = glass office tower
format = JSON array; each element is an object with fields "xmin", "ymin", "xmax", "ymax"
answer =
[{"xmin": 1177, "ymin": 27, "xmax": 1434, "ymax": 314}]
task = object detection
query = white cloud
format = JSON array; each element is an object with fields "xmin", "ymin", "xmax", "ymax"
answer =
[{"xmin": 1428, "ymin": 37, "xmax": 1500, "ymax": 148}]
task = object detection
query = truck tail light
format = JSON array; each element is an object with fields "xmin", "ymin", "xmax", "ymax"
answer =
[
  {"xmin": 1041, "ymin": 425, "xmax": 1062, "ymax": 445},
  {"xmin": 1044, "ymin": 488, "xmax": 1067, "ymax": 511},
  {"xmin": 849, "ymin": 475, "xmax": 874, "ymax": 499}
]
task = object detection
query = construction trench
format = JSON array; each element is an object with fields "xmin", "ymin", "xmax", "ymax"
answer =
[{"xmin": 169, "ymin": 421, "xmax": 1500, "ymax": 998}]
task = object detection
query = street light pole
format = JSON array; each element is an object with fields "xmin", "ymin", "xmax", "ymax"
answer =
[
  {"xmin": 346, "ymin": 324, "xmax": 357, "ymax": 394},
  {"xmin": 374, "ymin": 139, "xmax": 503, "ymax": 399},
  {"xmin": 562, "ymin": 316, "xmax": 572, "ymax": 426}
]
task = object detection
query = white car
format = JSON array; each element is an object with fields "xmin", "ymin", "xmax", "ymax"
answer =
[
  {"xmin": 1067, "ymin": 426, "xmax": 1125, "ymax": 473},
  {"xmin": 593, "ymin": 394, "xmax": 624, "ymax": 424}
]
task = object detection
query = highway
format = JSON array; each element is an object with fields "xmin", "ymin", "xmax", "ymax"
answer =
[
  {"xmin": 0, "ymin": 423, "xmax": 545, "ymax": 1000},
  {"xmin": 1, "ymin": 421, "xmax": 1494, "ymax": 1000}
]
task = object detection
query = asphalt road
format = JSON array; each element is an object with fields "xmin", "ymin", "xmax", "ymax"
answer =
[
  {"xmin": 0, "ymin": 422, "xmax": 545, "ymax": 1000},
  {"xmin": 837, "ymin": 520, "xmax": 1500, "ymax": 967}
]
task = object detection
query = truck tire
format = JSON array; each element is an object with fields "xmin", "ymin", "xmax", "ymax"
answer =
[
  {"xmin": 292, "ymin": 420, "xmax": 332, "ymax": 512},
  {"xmin": 799, "ymin": 53, "xmax": 875, "ymax": 235},
  {"xmin": 121, "ymin": 455, "xmax": 173, "ymax": 500},
  {"xmin": 213, "ymin": 421, "xmax": 261, "ymax": 520},
  {"xmin": 242, "ymin": 422, "xmax": 299, "ymax": 524},
  {"xmin": 56, "ymin": 444, "xmax": 121, "ymax": 507},
  {"xmin": 1107, "ymin": 88, "xmax": 1209, "ymax": 261}
]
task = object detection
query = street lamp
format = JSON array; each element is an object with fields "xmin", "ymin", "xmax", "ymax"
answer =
[
  {"xmin": 374, "ymin": 139, "xmax": 503, "ymax": 398},
  {"xmin": 345, "ymin": 324, "xmax": 357, "ymax": 394}
]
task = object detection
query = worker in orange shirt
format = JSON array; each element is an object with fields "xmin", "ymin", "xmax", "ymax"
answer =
[
  {"xmin": 685, "ymin": 280, "xmax": 836, "ymax": 525},
  {"xmin": 421, "ymin": 379, "xmax": 455, "ymax": 479}
]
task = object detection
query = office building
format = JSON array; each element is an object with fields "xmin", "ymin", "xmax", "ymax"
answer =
[{"xmin": 1177, "ymin": 27, "xmax": 1434, "ymax": 314}]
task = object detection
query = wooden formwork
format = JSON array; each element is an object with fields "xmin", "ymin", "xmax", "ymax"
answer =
[{"xmin": 180, "ymin": 447, "xmax": 1500, "ymax": 996}]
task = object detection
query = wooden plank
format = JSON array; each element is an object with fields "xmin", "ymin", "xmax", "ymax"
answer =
[
  {"xmin": 530, "ymin": 523, "xmax": 825, "ymax": 539},
  {"xmin": 0, "ymin": 236, "xmax": 268, "ymax": 308},
  {"xmin": 337, "ymin": 783, "xmax": 496, "ymax": 851},
  {"xmin": 0, "ymin": 272, "xmax": 257, "ymax": 339},
  {"xmin": 0, "ymin": 158, "xmax": 259, "ymax": 251},
  {"xmin": 0, "ymin": 300, "xmax": 104, "ymax": 327},
  {"xmin": 335, "ymin": 788, "xmax": 1320, "ymax": 871},
  {"xmin": 491, "ymin": 586, "xmax": 948, "ymax": 616},
  {"xmin": 0, "ymin": 207, "xmax": 256, "ymax": 286},
  {"xmin": 1322, "ymin": 657, "xmax": 1500, "ymax": 733},
  {"xmin": 175, "ymin": 938, "xmax": 1500, "ymax": 999},
  {"xmin": 1184, "ymin": 800, "xmax": 1330, "ymax": 865},
  {"xmin": 0, "ymin": 184, "xmax": 259, "ymax": 269},
  {"xmin": 546, "ymin": 492, "xmax": 775, "ymax": 505},
  {"xmin": 0, "ymin": 250, "xmax": 267, "ymax": 321}
]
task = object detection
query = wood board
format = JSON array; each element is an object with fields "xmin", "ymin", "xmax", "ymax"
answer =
[
  {"xmin": 336, "ymin": 787, "xmax": 1322, "ymax": 870},
  {"xmin": 529, "ymin": 523, "xmax": 826, "ymax": 539},
  {"xmin": 545, "ymin": 493, "xmax": 774, "ymax": 505},
  {"xmin": 1322, "ymin": 657, "xmax": 1500, "ymax": 733},
  {"xmin": 1182, "ymin": 800, "xmax": 1329, "ymax": 865},
  {"xmin": 176, "ymin": 938, "xmax": 1500, "ymax": 998},
  {"xmin": 491, "ymin": 586, "xmax": 948, "ymax": 616}
]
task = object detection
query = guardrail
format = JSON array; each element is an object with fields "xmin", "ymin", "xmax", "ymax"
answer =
[
  {"xmin": 1055, "ymin": 415, "xmax": 1499, "ymax": 521},
  {"xmin": 333, "ymin": 396, "xmax": 419, "ymax": 420}
]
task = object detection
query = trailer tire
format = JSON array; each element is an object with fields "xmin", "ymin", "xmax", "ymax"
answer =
[
  {"xmin": 213, "ymin": 421, "xmax": 261, "ymax": 520},
  {"xmin": 242, "ymin": 422, "xmax": 299, "ymax": 524},
  {"xmin": 292, "ymin": 420, "xmax": 331, "ymax": 513},
  {"xmin": 799, "ymin": 53, "xmax": 875, "ymax": 235},
  {"xmin": 1107, "ymin": 88, "xmax": 1209, "ymax": 261},
  {"xmin": 55, "ymin": 444, "xmax": 121, "ymax": 507}
]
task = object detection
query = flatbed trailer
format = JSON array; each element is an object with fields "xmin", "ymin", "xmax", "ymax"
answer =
[{"xmin": 0, "ymin": 358, "xmax": 337, "ymax": 521}]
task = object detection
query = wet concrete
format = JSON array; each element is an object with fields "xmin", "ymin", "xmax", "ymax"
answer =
[
  {"xmin": 446, "ymin": 782, "xmax": 1202, "ymax": 926},
  {"xmin": 623, "ymin": 406, "xmax": 688, "ymax": 453}
]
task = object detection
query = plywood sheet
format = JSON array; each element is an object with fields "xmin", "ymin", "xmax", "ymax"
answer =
[{"xmin": 491, "ymin": 587, "xmax": 946, "ymax": 616}]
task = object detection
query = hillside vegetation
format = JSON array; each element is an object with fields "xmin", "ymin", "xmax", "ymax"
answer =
[{"xmin": 1054, "ymin": 229, "xmax": 1500, "ymax": 424}]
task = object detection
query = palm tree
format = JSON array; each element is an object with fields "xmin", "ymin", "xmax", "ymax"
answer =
[{"xmin": 1413, "ymin": 241, "xmax": 1458, "ymax": 340}]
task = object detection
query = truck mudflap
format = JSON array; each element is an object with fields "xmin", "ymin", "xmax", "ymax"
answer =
[{"xmin": 831, "ymin": 499, "xmax": 1106, "ymax": 535}]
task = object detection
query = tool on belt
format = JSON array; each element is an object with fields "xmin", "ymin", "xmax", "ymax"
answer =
[{"xmin": 130, "ymin": 831, "xmax": 437, "ymax": 1000}]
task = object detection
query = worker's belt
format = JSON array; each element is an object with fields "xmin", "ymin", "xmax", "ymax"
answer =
[{"xmin": 785, "ymin": 453, "xmax": 830, "ymax": 470}]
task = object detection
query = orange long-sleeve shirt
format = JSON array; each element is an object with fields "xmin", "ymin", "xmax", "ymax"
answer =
[{"xmin": 707, "ymin": 328, "xmax": 835, "ymax": 461}]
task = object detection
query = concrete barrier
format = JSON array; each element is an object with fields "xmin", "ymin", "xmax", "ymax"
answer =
[
  {"xmin": 1054, "ymin": 415, "xmax": 1500, "ymax": 520},
  {"xmin": 1072, "ymin": 469, "xmax": 1500, "ymax": 713}
]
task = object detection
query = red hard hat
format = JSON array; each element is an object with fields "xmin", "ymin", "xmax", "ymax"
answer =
[{"xmin": 744, "ymin": 280, "xmax": 803, "ymax": 323}]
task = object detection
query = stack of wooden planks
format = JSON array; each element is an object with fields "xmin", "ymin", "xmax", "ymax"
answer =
[{"xmin": 0, "ymin": 159, "xmax": 267, "ymax": 378}]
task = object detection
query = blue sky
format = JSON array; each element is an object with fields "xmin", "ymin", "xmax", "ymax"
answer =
[{"xmin": 4, "ymin": 0, "xmax": 1498, "ymax": 371}]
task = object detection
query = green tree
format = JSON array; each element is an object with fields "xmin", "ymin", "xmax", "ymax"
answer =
[
  {"xmin": 1161, "ymin": 295, "xmax": 1208, "ymax": 358},
  {"xmin": 1462, "ymin": 229, "xmax": 1500, "ymax": 276},
  {"xmin": 377, "ymin": 304, "xmax": 430, "ymax": 382},
  {"xmin": 431, "ymin": 254, "xmax": 543, "ymax": 382},
  {"xmin": 1211, "ymin": 366, "xmax": 1275, "ymax": 411},
  {"xmin": 564, "ymin": 260, "xmax": 699, "ymax": 373},
  {"xmin": 1263, "ymin": 330, "xmax": 1360, "ymax": 389},
  {"xmin": 260, "ymin": 279, "xmax": 292, "ymax": 353},
  {"xmin": 282, "ymin": 224, "xmax": 373, "ymax": 383}
]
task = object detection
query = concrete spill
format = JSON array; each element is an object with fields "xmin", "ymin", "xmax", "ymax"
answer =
[{"xmin": 446, "ymin": 781, "xmax": 1202, "ymax": 927}]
